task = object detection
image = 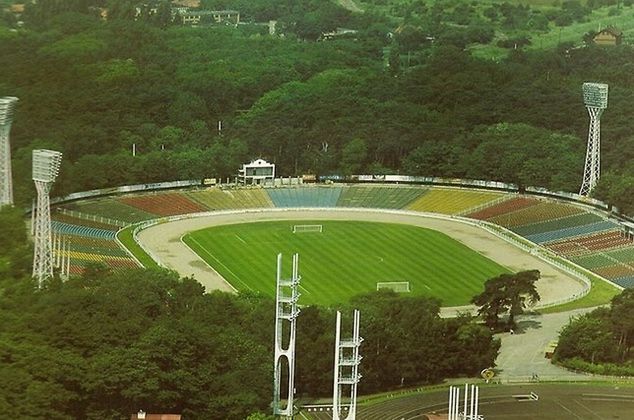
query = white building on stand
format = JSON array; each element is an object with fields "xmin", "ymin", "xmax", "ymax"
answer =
[{"xmin": 239, "ymin": 159, "xmax": 275, "ymax": 185}]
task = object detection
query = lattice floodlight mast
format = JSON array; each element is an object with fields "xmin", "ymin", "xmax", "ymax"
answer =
[
  {"xmin": 448, "ymin": 384, "xmax": 482, "ymax": 420},
  {"xmin": 0, "ymin": 96, "xmax": 18, "ymax": 207},
  {"xmin": 579, "ymin": 82, "xmax": 608, "ymax": 196},
  {"xmin": 272, "ymin": 253, "xmax": 301, "ymax": 418},
  {"xmin": 32, "ymin": 149, "xmax": 63, "ymax": 287},
  {"xmin": 332, "ymin": 310, "xmax": 362, "ymax": 420}
]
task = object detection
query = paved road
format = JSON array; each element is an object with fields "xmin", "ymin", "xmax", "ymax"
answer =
[{"xmin": 494, "ymin": 308, "xmax": 596, "ymax": 381}]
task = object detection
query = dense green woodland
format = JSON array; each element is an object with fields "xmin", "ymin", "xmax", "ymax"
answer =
[
  {"xmin": 2, "ymin": 2, "xmax": 634, "ymax": 213},
  {"xmin": 0, "ymin": 208, "xmax": 499, "ymax": 419},
  {"xmin": 555, "ymin": 289, "xmax": 634, "ymax": 376}
]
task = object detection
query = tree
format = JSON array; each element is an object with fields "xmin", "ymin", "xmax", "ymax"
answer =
[
  {"xmin": 610, "ymin": 289, "xmax": 634, "ymax": 361},
  {"xmin": 471, "ymin": 270, "xmax": 541, "ymax": 329},
  {"xmin": 340, "ymin": 138, "xmax": 367, "ymax": 175},
  {"xmin": 556, "ymin": 308, "xmax": 617, "ymax": 364},
  {"xmin": 554, "ymin": 289, "xmax": 634, "ymax": 370}
]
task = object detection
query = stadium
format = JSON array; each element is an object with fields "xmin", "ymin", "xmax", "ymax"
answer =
[
  {"xmin": 42, "ymin": 177, "xmax": 634, "ymax": 418},
  {"xmin": 49, "ymin": 178, "xmax": 634, "ymax": 292}
]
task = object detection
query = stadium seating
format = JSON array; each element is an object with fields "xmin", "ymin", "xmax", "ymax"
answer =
[
  {"xmin": 512, "ymin": 213, "xmax": 604, "ymax": 237},
  {"xmin": 613, "ymin": 276, "xmax": 634, "ymax": 288},
  {"xmin": 406, "ymin": 188, "xmax": 503, "ymax": 215},
  {"xmin": 488, "ymin": 201, "xmax": 585, "ymax": 228},
  {"xmin": 525, "ymin": 220, "xmax": 619, "ymax": 244},
  {"xmin": 267, "ymin": 186, "xmax": 343, "ymax": 208},
  {"xmin": 571, "ymin": 253, "xmax": 616, "ymax": 269},
  {"xmin": 52, "ymin": 221, "xmax": 117, "ymax": 240},
  {"xmin": 186, "ymin": 188, "xmax": 273, "ymax": 210},
  {"xmin": 50, "ymin": 231, "xmax": 139, "ymax": 275},
  {"xmin": 594, "ymin": 264, "xmax": 634, "ymax": 280},
  {"xmin": 119, "ymin": 192, "xmax": 207, "ymax": 216},
  {"xmin": 603, "ymin": 247, "xmax": 634, "ymax": 265},
  {"xmin": 466, "ymin": 196, "xmax": 540, "ymax": 220},
  {"xmin": 546, "ymin": 230, "xmax": 632, "ymax": 256},
  {"xmin": 66, "ymin": 198, "xmax": 157, "ymax": 223},
  {"xmin": 52, "ymin": 212, "xmax": 121, "ymax": 231},
  {"xmin": 336, "ymin": 185, "xmax": 426, "ymax": 209}
]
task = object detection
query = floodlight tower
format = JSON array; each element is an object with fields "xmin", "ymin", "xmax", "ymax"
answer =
[
  {"xmin": 272, "ymin": 253, "xmax": 301, "ymax": 418},
  {"xmin": 32, "ymin": 149, "xmax": 63, "ymax": 286},
  {"xmin": 332, "ymin": 310, "xmax": 362, "ymax": 420},
  {"xmin": 0, "ymin": 96, "xmax": 18, "ymax": 207},
  {"xmin": 448, "ymin": 384, "xmax": 482, "ymax": 420},
  {"xmin": 579, "ymin": 82, "xmax": 608, "ymax": 196}
]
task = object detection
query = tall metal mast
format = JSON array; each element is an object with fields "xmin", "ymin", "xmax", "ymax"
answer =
[
  {"xmin": 32, "ymin": 149, "xmax": 63, "ymax": 287},
  {"xmin": 579, "ymin": 82, "xmax": 608, "ymax": 196},
  {"xmin": 273, "ymin": 253, "xmax": 301, "ymax": 418},
  {"xmin": 332, "ymin": 310, "xmax": 362, "ymax": 420},
  {"xmin": 0, "ymin": 96, "xmax": 18, "ymax": 207}
]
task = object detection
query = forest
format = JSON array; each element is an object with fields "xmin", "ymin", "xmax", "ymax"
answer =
[
  {"xmin": 1, "ymin": 1, "xmax": 634, "ymax": 214},
  {"xmin": 0, "ymin": 207, "xmax": 500, "ymax": 419}
]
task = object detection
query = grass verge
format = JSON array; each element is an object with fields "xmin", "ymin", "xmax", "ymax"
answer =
[
  {"xmin": 117, "ymin": 224, "xmax": 160, "ymax": 269},
  {"xmin": 539, "ymin": 276, "xmax": 621, "ymax": 314}
]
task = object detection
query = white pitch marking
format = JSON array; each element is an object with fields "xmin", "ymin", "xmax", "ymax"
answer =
[
  {"xmin": 189, "ymin": 237, "xmax": 252, "ymax": 290},
  {"xmin": 235, "ymin": 234, "xmax": 247, "ymax": 244}
]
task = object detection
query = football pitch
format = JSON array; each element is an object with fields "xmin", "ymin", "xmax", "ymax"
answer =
[{"xmin": 183, "ymin": 221, "xmax": 509, "ymax": 306}]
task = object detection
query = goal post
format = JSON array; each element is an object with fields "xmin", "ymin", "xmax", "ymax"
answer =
[
  {"xmin": 292, "ymin": 224, "xmax": 323, "ymax": 233},
  {"xmin": 376, "ymin": 281, "xmax": 410, "ymax": 293}
]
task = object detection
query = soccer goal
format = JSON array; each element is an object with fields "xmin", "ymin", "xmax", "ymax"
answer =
[
  {"xmin": 292, "ymin": 224, "xmax": 323, "ymax": 233},
  {"xmin": 376, "ymin": 281, "xmax": 411, "ymax": 293}
]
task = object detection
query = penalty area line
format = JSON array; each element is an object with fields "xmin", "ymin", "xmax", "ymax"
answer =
[
  {"xmin": 234, "ymin": 234, "xmax": 247, "ymax": 244},
  {"xmin": 188, "ymin": 237, "xmax": 253, "ymax": 291}
]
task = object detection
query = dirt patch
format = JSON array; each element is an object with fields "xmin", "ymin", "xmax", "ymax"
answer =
[{"xmin": 136, "ymin": 209, "xmax": 586, "ymax": 306}]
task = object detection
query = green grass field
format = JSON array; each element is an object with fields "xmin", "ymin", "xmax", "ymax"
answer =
[{"xmin": 183, "ymin": 220, "xmax": 509, "ymax": 306}]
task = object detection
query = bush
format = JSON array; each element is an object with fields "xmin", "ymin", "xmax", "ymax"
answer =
[{"xmin": 557, "ymin": 357, "xmax": 634, "ymax": 376}]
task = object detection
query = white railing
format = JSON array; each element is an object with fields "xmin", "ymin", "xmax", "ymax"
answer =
[
  {"xmin": 57, "ymin": 208, "xmax": 127, "ymax": 227},
  {"xmin": 456, "ymin": 194, "xmax": 516, "ymax": 217}
]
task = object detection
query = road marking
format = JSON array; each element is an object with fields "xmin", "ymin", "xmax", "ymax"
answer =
[
  {"xmin": 555, "ymin": 399, "xmax": 583, "ymax": 419},
  {"xmin": 573, "ymin": 399, "xmax": 603, "ymax": 419},
  {"xmin": 188, "ymin": 237, "xmax": 252, "ymax": 291}
]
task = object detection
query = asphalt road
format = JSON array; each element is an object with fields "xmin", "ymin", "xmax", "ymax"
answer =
[{"xmin": 494, "ymin": 308, "xmax": 596, "ymax": 382}]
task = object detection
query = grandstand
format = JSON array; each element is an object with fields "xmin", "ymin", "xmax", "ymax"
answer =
[
  {"xmin": 546, "ymin": 230, "xmax": 631, "ymax": 256},
  {"xmin": 467, "ymin": 196, "xmax": 539, "ymax": 220},
  {"xmin": 46, "ymin": 183, "xmax": 634, "ymax": 290},
  {"xmin": 336, "ymin": 185, "xmax": 425, "ymax": 209},
  {"xmin": 66, "ymin": 198, "xmax": 156, "ymax": 223},
  {"xmin": 488, "ymin": 201, "xmax": 585, "ymax": 228},
  {"xmin": 186, "ymin": 188, "xmax": 273, "ymax": 210},
  {"xmin": 118, "ymin": 192, "xmax": 206, "ymax": 216},
  {"xmin": 267, "ymin": 186, "xmax": 342, "ymax": 207},
  {"xmin": 51, "ymin": 221, "xmax": 139, "ymax": 275},
  {"xmin": 406, "ymin": 188, "xmax": 503, "ymax": 214}
]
